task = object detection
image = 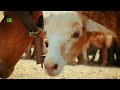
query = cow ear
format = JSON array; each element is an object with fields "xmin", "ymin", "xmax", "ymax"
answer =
[
  {"xmin": 86, "ymin": 19, "xmax": 116, "ymax": 37},
  {"xmin": 76, "ymin": 11, "xmax": 89, "ymax": 28}
]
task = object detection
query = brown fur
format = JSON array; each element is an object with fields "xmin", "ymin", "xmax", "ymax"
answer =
[
  {"xmin": 0, "ymin": 11, "xmax": 43, "ymax": 78},
  {"xmin": 79, "ymin": 11, "xmax": 120, "ymax": 46},
  {"xmin": 70, "ymin": 26, "xmax": 92, "ymax": 57},
  {"xmin": 77, "ymin": 11, "xmax": 120, "ymax": 66},
  {"xmin": 90, "ymin": 33, "xmax": 111, "ymax": 66},
  {"xmin": 65, "ymin": 26, "xmax": 93, "ymax": 65}
]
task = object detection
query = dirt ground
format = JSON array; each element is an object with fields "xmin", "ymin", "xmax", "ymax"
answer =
[{"xmin": 7, "ymin": 59, "xmax": 120, "ymax": 79}]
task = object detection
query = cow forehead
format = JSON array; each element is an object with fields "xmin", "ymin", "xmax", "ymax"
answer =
[{"xmin": 45, "ymin": 12, "xmax": 83, "ymax": 34}]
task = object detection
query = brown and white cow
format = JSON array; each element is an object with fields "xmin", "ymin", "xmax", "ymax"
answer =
[
  {"xmin": 43, "ymin": 11, "xmax": 116, "ymax": 76},
  {"xmin": 76, "ymin": 33, "xmax": 113, "ymax": 66},
  {"xmin": 79, "ymin": 11, "xmax": 120, "ymax": 65},
  {"xmin": 91, "ymin": 33, "xmax": 113, "ymax": 65}
]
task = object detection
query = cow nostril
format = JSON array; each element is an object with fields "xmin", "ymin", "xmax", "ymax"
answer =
[{"xmin": 52, "ymin": 64, "xmax": 58, "ymax": 70}]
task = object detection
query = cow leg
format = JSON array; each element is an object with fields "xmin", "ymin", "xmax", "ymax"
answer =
[
  {"xmin": 24, "ymin": 42, "xmax": 32, "ymax": 59},
  {"xmin": 77, "ymin": 53, "xmax": 84, "ymax": 64},
  {"xmin": 115, "ymin": 49, "xmax": 120, "ymax": 65},
  {"xmin": 82, "ymin": 50, "xmax": 89, "ymax": 65},
  {"xmin": 96, "ymin": 48, "xmax": 103, "ymax": 64},
  {"xmin": 114, "ymin": 41, "xmax": 120, "ymax": 66},
  {"xmin": 77, "ymin": 50, "xmax": 89, "ymax": 65},
  {"xmin": 72, "ymin": 57, "xmax": 78, "ymax": 66},
  {"xmin": 101, "ymin": 46, "xmax": 108, "ymax": 66},
  {"xmin": 89, "ymin": 49, "xmax": 98, "ymax": 65},
  {"xmin": 31, "ymin": 46, "xmax": 35, "ymax": 59},
  {"xmin": 107, "ymin": 41, "xmax": 115, "ymax": 65},
  {"xmin": 30, "ymin": 40, "xmax": 35, "ymax": 59},
  {"xmin": 86, "ymin": 44, "xmax": 98, "ymax": 65},
  {"xmin": 67, "ymin": 57, "xmax": 78, "ymax": 66}
]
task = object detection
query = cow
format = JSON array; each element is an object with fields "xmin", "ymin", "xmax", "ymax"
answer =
[
  {"xmin": 0, "ymin": 11, "xmax": 45, "ymax": 78},
  {"xmin": 87, "ymin": 33, "xmax": 113, "ymax": 66},
  {"xmin": 43, "ymin": 11, "xmax": 116, "ymax": 76},
  {"xmin": 77, "ymin": 34, "xmax": 113, "ymax": 66},
  {"xmin": 80, "ymin": 11, "xmax": 120, "ymax": 66}
]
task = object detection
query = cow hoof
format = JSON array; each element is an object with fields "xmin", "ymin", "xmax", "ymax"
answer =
[
  {"xmin": 88, "ymin": 61, "xmax": 93, "ymax": 65},
  {"xmin": 101, "ymin": 63, "xmax": 107, "ymax": 67},
  {"xmin": 83, "ymin": 61, "xmax": 89, "ymax": 65},
  {"xmin": 72, "ymin": 62, "xmax": 78, "ymax": 66}
]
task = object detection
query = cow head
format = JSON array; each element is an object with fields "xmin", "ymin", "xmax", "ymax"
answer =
[{"xmin": 44, "ymin": 11, "xmax": 116, "ymax": 76}]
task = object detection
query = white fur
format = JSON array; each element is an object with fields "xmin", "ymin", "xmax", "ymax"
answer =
[
  {"xmin": 44, "ymin": 11, "xmax": 116, "ymax": 76},
  {"xmin": 86, "ymin": 19, "xmax": 116, "ymax": 37},
  {"xmin": 43, "ymin": 11, "xmax": 74, "ymax": 18},
  {"xmin": 44, "ymin": 11, "xmax": 83, "ymax": 76},
  {"xmin": 44, "ymin": 35, "xmax": 66, "ymax": 75}
]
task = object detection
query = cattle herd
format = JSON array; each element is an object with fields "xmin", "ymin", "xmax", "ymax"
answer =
[
  {"xmin": 1, "ymin": 11, "xmax": 119, "ymax": 78},
  {"xmin": 21, "ymin": 11, "xmax": 120, "ymax": 76},
  {"xmin": 24, "ymin": 33, "xmax": 118, "ymax": 66}
]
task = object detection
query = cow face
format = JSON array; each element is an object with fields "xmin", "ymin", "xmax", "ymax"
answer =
[{"xmin": 44, "ymin": 11, "xmax": 116, "ymax": 76}]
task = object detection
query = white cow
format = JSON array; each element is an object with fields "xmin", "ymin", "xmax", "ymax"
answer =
[{"xmin": 44, "ymin": 11, "xmax": 116, "ymax": 76}]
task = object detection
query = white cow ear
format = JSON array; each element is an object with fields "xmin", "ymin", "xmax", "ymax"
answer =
[
  {"xmin": 86, "ymin": 19, "xmax": 116, "ymax": 37},
  {"xmin": 76, "ymin": 11, "xmax": 89, "ymax": 27}
]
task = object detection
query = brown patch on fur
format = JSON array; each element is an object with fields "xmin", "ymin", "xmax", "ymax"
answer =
[
  {"xmin": 69, "ymin": 26, "xmax": 92, "ymax": 57},
  {"xmin": 89, "ymin": 32, "xmax": 108, "ymax": 66},
  {"xmin": 89, "ymin": 32, "xmax": 113, "ymax": 66},
  {"xmin": 101, "ymin": 46, "xmax": 108, "ymax": 66},
  {"xmin": 105, "ymin": 35, "xmax": 113, "ymax": 48},
  {"xmin": 90, "ymin": 32, "xmax": 106, "ymax": 48},
  {"xmin": 80, "ymin": 11, "xmax": 117, "ymax": 31},
  {"xmin": 78, "ymin": 11, "xmax": 120, "ymax": 47},
  {"xmin": 0, "ymin": 11, "xmax": 43, "ymax": 78},
  {"xmin": 77, "ymin": 11, "xmax": 120, "ymax": 66}
]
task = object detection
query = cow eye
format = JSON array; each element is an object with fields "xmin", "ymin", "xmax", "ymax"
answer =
[{"xmin": 71, "ymin": 31, "xmax": 80, "ymax": 38}]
